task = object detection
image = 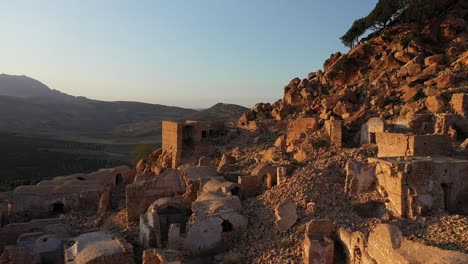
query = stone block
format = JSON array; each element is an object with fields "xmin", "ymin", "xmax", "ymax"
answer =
[{"xmin": 274, "ymin": 200, "xmax": 297, "ymax": 232}]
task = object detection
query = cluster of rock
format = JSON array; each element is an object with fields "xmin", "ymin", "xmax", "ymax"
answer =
[
  {"xmin": 228, "ymin": 1, "xmax": 468, "ymax": 263},
  {"xmin": 240, "ymin": 1, "xmax": 467, "ymax": 138}
]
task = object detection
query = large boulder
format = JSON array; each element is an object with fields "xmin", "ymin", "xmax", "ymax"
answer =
[
  {"xmin": 425, "ymin": 95, "xmax": 445, "ymax": 114},
  {"xmin": 286, "ymin": 117, "xmax": 319, "ymax": 145}
]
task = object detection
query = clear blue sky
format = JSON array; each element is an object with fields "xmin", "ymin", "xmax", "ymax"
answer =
[{"xmin": 0, "ymin": 0, "xmax": 377, "ymax": 108}]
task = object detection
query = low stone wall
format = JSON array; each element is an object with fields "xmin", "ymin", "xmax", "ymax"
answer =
[{"xmin": 375, "ymin": 133, "xmax": 451, "ymax": 157}]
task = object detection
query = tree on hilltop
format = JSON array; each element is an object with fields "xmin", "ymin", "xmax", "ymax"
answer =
[{"xmin": 340, "ymin": 0, "xmax": 408, "ymax": 48}]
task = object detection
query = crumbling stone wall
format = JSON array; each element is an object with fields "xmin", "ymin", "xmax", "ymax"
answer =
[
  {"xmin": 375, "ymin": 133, "xmax": 452, "ymax": 157},
  {"xmin": 324, "ymin": 119, "xmax": 342, "ymax": 148},
  {"xmin": 126, "ymin": 169, "xmax": 185, "ymax": 222},
  {"xmin": 372, "ymin": 157, "xmax": 468, "ymax": 218},
  {"xmin": 183, "ymin": 179, "xmax": 247, "ymax": 255},
  {"xmin": 10, "ymin": 167, "xmax": 134, "ymax": 219},
  {"xmin": 12, "ymin": 185, "xmax": 103, "ymax": 219},
  {"xmin": 140, "ymin": 197, "xmax": 187, "ymax": 249}
]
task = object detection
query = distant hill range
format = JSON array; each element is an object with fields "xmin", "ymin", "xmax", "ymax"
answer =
[{"xmin": 0, "ymin": 74, "xmax": 248, "ymax": 139}]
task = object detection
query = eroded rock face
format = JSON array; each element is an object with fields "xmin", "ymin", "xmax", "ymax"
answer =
[{"xmin": 274, "ymin": 200, "xmax": 297, "ymax": 232}]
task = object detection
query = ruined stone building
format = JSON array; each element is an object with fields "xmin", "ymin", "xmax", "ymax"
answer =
[
  {"xmin": 133, "ymin": 157, "xmax": 247, "ymax": 257},
  {"xmin": 126, "ymin": 168, "xmax": 186, "ymax": 222},
  {"xmin": 162, "ymin": 120, "xmax": 226, "ymax": 168},
  {"xmin": 139, "ymin": 197, "xmax": 189, "ymax": 249},
  {"xmin": 349, "ymin": 115, "xmax": 468, "ymax": 220},
  {"xmin": 10, "ymin": 166, "xmax": 134, "ymax": 219},
  {"xmin": 338, "ymin": 223, "xmax": 468, "ymax": 264},
  {"xmin": 0, "ymin": 219, "xmax": 134, "ymax": 264},
  {"xmin": 183, "ymin": 178, "xmax": 247, "ymax": 255}
]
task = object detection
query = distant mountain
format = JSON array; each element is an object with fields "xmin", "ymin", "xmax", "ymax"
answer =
[
  {"xmin": 0, "ymin": 74, "xmax": 247, "ymax": 139},
  {"xmin": 188, "ymin": 103, "xmax": 249, "ymax": 121},
  {"xmin": 0, "ymin": 74, "xmax": 73, "ymax": 100}
]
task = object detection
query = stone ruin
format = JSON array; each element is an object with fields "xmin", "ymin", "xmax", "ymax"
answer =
[
  {"xmin": 371, "ymin": 156, "xmax": 468, "ymax": 218},
  {"xmin": 10, "ymin": 166, "xmax": 134, "ymax": 219},
  {"xmin": 1, "ymin": 107, "xmax": 466, "ymax": 263},
  {"xmin": 347, "ymin": 114, "xmax": 468, "ymax": 220},
  {"xmin": 0, "ymin": 166, "xmax": 136, "ymax": 264},
  {"xmin": 139, "ymin": 197, "xmax": 188, "ymax": 249},
  {"xmin": 183, "ymin": 178, "xmax": 247, "ymax": 255},
  {"xmin": 0, "ymin": 219, "xmax": 134, "ymax": 264},
  {"xmin": 339, "ymin": 223, "xmax": 468, "ymax": 264},
  {"xmin": 162, "ymin": 120, "xmax": 226, "ymax": 168},
  {"xmin": 134, "ymin": 162, "xmax": 247, "ymax": 257},
  {"xmin": 350, "ymin": 113, "xmax": 468, "ymax": 218},
  {"xmin": 126, "ymin": 168, "xmax": 186, "ymax": 223},
  {"xmin": 304, "ymin": 111, "xmax": 468, "ymax": 264},
  {"xmin": 360, "ymin": 117, "xmax": 385, "ymax": 145},
  {"xmin": 127, "ymin": 124, "xmax": 248, "ymax": 259}
]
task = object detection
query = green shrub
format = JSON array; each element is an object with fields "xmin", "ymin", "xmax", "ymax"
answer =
[{"xmin": 130, "ymin": 144, "xmax": 153, "ymax": 165}]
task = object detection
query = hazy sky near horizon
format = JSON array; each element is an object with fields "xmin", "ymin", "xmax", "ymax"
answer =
[{"xmin": 0, "ymin": 0, "xmax": 377, "ymax": 108}]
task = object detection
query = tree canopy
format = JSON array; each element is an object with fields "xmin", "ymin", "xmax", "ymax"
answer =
[{"xmin": 340, "ymin": 0, "xmax": 409, "ymax": 48}]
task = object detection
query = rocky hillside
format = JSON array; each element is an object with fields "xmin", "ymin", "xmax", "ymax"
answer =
[{"xmin": 240, "ymin": 0, "xmax": 468, "ymax": 141}]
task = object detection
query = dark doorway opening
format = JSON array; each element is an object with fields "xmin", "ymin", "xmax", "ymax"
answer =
[
  {"xmin": 115, "ymin": 173, "xmax": 122, "ymax": 185},
  {"xmin": 76, "ymin": 176, "xmax": 85, "ymax": 181},
  {"xmin": 222, "ymin": 220, "xmax": 233, "ymax": 232},
  {"xmin": 158, "ymin": 206, "xmax": 185, "ymax": 247},
  {"xmin": 369, "ymin": 132, "xmax": 376, "ymax": 144},
  {"xmin": 441, "ymin": 183, "xmax": 450, "ymax": 211},
  {"xmin": 52, "ymin": 202, "xmax": 64, "ymax": 214},
  {"xmin": 230, "ymin": 187, "xmax": 240, "ymax": 197},
  {"xmin": 202, "ymin": 131, "xmax": 207, "ymax": 138}
]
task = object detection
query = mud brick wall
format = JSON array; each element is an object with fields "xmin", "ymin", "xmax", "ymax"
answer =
[
  {"xmin": 411, "ymin": 135, "xmax": 451, "ymax": 156},
  {"xmin": 376, "ymin": 133, "xmax": 451, "ymax": 157},
  {"xmin": 162, "ymin": 121, "xmax": 182, "ymax": 168}
]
